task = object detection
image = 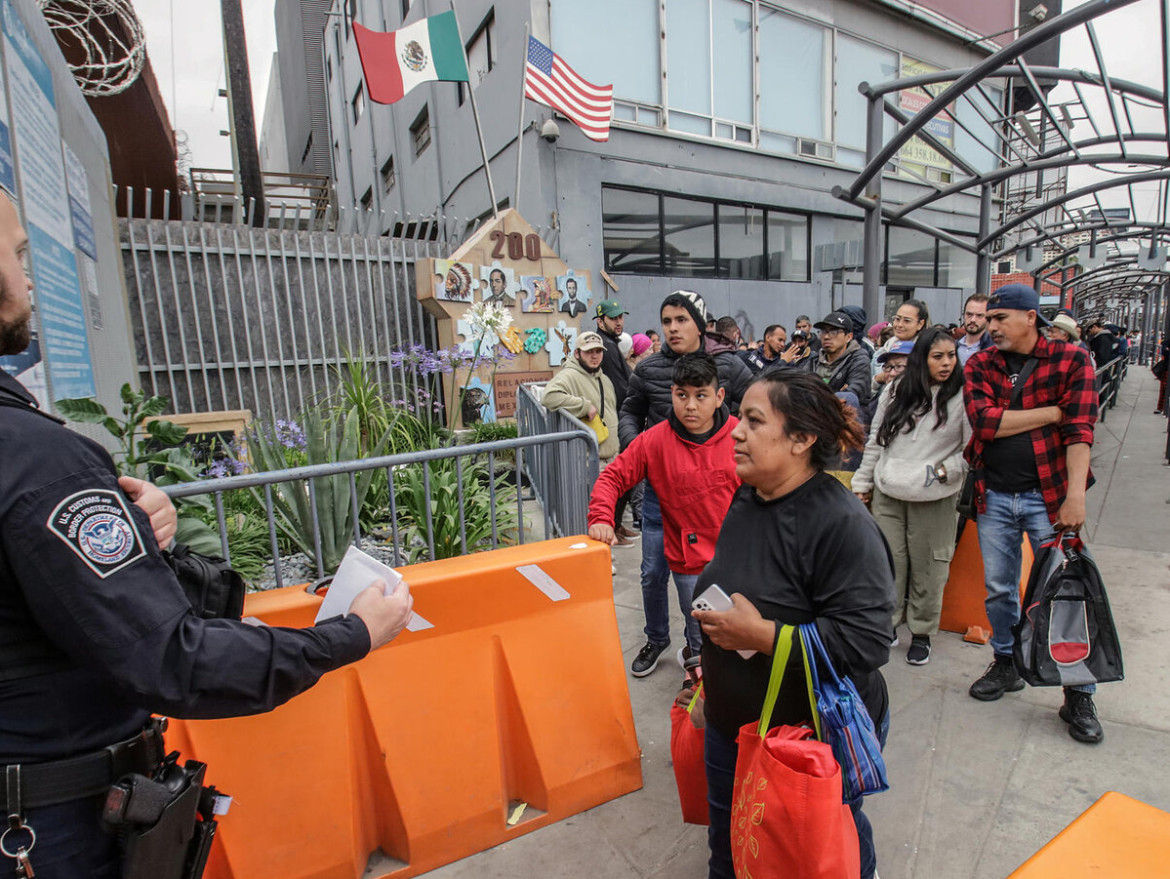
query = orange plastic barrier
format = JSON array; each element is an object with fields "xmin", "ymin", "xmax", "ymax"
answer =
[
  {"xmin": 939, "ymin": 522, "xmax": 1032, "ymax": 636},
  {"xmin": 166, "ymin": 537, "xmax": 642, "ymax": 879},
  {"xmin": 1009, "ymin": 792, "xmax": 1170, "ymax": 877}
]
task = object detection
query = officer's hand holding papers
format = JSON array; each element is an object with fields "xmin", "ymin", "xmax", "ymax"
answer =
[{"xmin": 320, "ymin": 545, "xmax": 433, "ymax": 649}]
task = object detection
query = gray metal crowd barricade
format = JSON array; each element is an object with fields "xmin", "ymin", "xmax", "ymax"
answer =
[
  {"xmin": 516, "ymin": 383, "xmax": 601, "ymax": 541},
  {"xmin": 162, "ymin": 431, "xmax": 597, "ymax": 588},
  {"xmin": 1094, "ymin": 355, "xmax": 1127, "ymax": 422}
]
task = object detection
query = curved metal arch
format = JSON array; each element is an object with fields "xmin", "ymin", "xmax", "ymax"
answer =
[
  {"xmin": 865, "ymin": 65, "xmax": 1163, "ymax": 106},
  {"xmin": 845, "ymin": 0, "xmax": 1145, "ymax": 202},
  {"xmin": 1033, "ymin": 226, "xmax": 1170, "ymax": 277},
  {"xmin": 1068, "ymin": 270, "xmax": 1169, "ymax": 306},
  {"xmin": 979, "ymin": 170, "xmax": 1170, "ymax": 250},
  {"xmin": 995, "ymin": 220, "xmax": 1170, "ymax": 262},
  {"xmin": 891, "ymin": 145, "xmax": 1170, "ymax": 223}
]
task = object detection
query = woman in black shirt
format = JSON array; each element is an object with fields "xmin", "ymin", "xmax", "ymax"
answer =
[{"xmin": 693, "ymin": 371, "xmax": 895, "ymax": 879}]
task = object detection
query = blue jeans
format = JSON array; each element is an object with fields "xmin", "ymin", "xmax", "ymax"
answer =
[
  {"xmin": 1, "ymin": 797, "xmax": 121, "ymax": 878},
  {"xmin": 639, "ymin": 484, "xmax": 703, "ymax": 654},
  {"xmin": 978, "ymin": 489, "xmax": 1095, "ymax": 693},
  {"xmin": 705, "ymin": 715, "xmax": 888, "ymax": 879}
]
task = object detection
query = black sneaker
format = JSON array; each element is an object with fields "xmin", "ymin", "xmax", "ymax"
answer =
[
  {"xmin": 906, "ymin": 635, "xmax": 931, "ymax": 665},
  {"xmin": 1059, "ymin": 689, "xmax": 1104, "ymax": 744},
  {"xmin": 631, "ymin": 640, "xmax": 669, "ymax": 677},
  {"xmin": 968, "ymin": 654, "xmax": 1025, "ymax": 701}
]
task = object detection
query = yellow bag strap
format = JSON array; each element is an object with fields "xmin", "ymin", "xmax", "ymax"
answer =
[
  {"xmin": 756, "ymin": 624, "xmax": 821, "ymax": 739},
  {"xmin": 686, "ymin": 681, "xmax": 704, "ymax": 713}
]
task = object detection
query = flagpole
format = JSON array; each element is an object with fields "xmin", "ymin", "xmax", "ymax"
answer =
[
  {"xmin": 513, "ymin": 22, "xmax": 529, "ymax": 213},
  {"xmin": 449, "ymin": 0, "xmax": 498, "ymax": 218}
]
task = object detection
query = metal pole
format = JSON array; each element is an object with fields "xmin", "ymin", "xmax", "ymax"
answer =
[
  {"xmin": 861, "ymin": 87, "xmax": 884, "ymax": 324},
  {"xmin": 221, "ymin": 0, "xmax": 266, "ymax": 226},
  {"xmin": 976, "ymin": 184, "xmax": 992, "ymax": 295},
  {"xmin": 514, "ymin": 22, "xmax": 530, "ymax": 212},
  {"xmin": 450, "ymin": 0, "xmax": 499, "ymax": 217}
]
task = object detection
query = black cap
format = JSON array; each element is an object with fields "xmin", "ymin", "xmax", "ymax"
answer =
[
  {"xmin": 814, "ymin": 311, "xmax": 852, "ymax": 332},
  {"xmin": 987, "ymin": 284, "xmax": 1050, "ymax": 327}
]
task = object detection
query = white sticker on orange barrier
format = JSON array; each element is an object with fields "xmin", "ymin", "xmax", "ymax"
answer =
[
  {"xmin": 516, "ymin": 564, "xmax": 570, "ymax": 601},
  {"xmin": 406, "ymin": 613, "xmax": 434, "ymax": 632}
]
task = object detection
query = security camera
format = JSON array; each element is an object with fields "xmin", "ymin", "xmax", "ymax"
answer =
[{"xmin": 540, "ymin": 118, "xmax": 560, "ymax": 143}]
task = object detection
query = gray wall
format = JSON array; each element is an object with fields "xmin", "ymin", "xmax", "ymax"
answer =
[{"xmin": 307, "ymin": 0, "xmax": 990, "ymax": 331}]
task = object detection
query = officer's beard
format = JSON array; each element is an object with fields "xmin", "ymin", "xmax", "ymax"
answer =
[{"xmin": 0, "ymin": 310, "xmax": 29, "ymax": 357}]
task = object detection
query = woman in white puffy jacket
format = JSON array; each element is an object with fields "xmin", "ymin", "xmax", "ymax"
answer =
[{"xmin": 853, "ymin": 327, "xmax": 971, "ymax": 666}]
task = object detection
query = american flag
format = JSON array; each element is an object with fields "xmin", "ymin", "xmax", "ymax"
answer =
[{"xmin": 524, "ymin": 37, "xmax": 613, "ymax": 142}]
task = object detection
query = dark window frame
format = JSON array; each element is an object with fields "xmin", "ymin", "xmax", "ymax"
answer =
[
  {"xmin": 602, "ymin": 184, "xmax": 811, "ymax": 282},
  {"xmin": 458, "ymin": 9, "xmax": 496, "ymax": 107},
  {"xmin": 380, "ymin": 155, "xmax": 396, "ymax": 192},
  {"xmin": 410, "ymin": 106, "xmax": 431, "ymax": 157},
  {"xmin": 351, "ymin": 81, "xmax": 365, "ymax": 124}
]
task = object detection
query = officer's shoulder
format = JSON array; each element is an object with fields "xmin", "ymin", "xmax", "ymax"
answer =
[{"xmin": 1, "ymin": 408, "xmax": 113, "ymax": 492}]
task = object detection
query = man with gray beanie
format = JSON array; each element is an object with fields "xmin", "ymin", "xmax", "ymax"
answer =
[{"xmin": 618, "ymin": 291, "xmax": 751, "ymax": 677}]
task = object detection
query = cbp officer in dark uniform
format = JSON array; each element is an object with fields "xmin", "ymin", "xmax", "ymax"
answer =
[{"xmin": 0, "ymin": 191, "xmax": 415, "ymax": 878}]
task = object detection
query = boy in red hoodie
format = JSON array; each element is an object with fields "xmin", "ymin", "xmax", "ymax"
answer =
[{"xmin": 589, "ymin": 353, "xmax": 740, "ymax": 678}]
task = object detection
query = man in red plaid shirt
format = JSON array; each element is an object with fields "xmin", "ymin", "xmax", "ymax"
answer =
[{"xmin": 963, "ymin": 284, "xmax": 1102, "ymax": 744}]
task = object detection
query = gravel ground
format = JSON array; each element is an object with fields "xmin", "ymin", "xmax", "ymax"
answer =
[{"xmin": 251, "ymin": 536, "xmax": 409, "ymax": 592}]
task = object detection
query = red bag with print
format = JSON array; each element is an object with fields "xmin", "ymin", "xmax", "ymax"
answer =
[
  {"xmin": 670, "ymin": 683, "xmax": 708, "ymax": 825},
  {"xmin": 730, "ymin": 626, "xmax": 858, "ymax": 879}
]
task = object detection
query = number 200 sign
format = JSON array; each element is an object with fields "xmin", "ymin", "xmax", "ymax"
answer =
[{"xmin": 490, "ymin": 230, "xmax": 542, "ymax": 262}]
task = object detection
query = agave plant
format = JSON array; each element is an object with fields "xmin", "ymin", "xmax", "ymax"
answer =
[
  {"xmin": 394, "ymin": 456, "xmax": 521, "ymax": 563},
  {"xmin": 247, "ymin": 406, "xmax": 389, "ymax": 576}
]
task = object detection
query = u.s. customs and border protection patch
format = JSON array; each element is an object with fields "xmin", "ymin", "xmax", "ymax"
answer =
[{"xmin": 47, "ymin": 489, "xmax": 146, "ymax": 578}]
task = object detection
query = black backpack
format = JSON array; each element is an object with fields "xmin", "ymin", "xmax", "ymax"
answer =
[
  {"xmin": 1012, "ymin": 533, "xmax": 1123, "ymax": 688},
  {"xmin": 163, "ymin": 543, "xmax": 246, "ymax": 621}
]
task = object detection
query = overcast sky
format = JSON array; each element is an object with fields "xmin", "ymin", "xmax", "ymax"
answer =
[
  {"xmin": 134, "ymin": 0, "xmax": 277, "ymax": 173},
  {"xmin": 130, "ymin": 0, "xmax": 1163, "ymax": 217}
]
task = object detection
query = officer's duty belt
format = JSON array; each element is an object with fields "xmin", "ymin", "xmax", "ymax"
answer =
[{"xmin": 2, "ymin": 723, "xmax": 165, "ymax": 813}]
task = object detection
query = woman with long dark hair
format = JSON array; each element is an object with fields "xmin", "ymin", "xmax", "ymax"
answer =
[
  {"xmin": 692, "ymin": 371, "xmax": 894, "ymax": 879},
  {"xmin": 853, "ymin": 328, "xmax": 970, "ymax": 665}
]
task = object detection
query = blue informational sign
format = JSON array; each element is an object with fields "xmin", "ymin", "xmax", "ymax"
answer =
[
  {"xmin": 2, "ymin": 0, "xmax": 94, "ymax": 399},
  {"xmin": 26, "ymin": 224, "xmax": 93, "ymax": 399},
  {"xmin": 63, "ymin": 144, "xmax": 96, "ymax": 260}
]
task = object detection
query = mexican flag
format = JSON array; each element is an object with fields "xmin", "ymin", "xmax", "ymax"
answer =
[{"xmin": 354, "ymin": 12, "xmax": 468, "ymax": 104}]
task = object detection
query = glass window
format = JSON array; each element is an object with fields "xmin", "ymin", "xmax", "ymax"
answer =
[
  {"xmin": 885, "ymin": 226, "xmax": 937, "ymax": 287},
  {"xmin": 551, "ymin": 0, "xmax": 660, "ymax": 106},
  {"xmin": 663, "ymin": 196, "xmax": 716, "ymax": 277},
  {"xmin": 955, "ymin": 84, "xmax": 1004, "ymax": 175},
  {"xmin": 410, "ymin": 107, "xmax": 430, "ymax": 157},
  {"xmin": 380, "ymin": 155, "xmax": 395, "ymax": 192},
  {"xmin": 351, "ymin": 83, "xmax": 365, "ymax": 124},
  {"xmin": 460, "ymin": 12, "xmax": 495, "ymax": 105},
  {"xmin": 718, "ymin": 204, "xmax": 765, "ymax": 279},
  {"xmin": 835, "ymin": 34, "xmax": 898, "ymax": 150},
  {"xmin": 666, "ymin": 0, "xmax": 712, "ymax": 117},
  {"xmin": 759, "ymin": 8, "xmax": 828, "ymax": 140},
  {"xmin": 713, "ymin": 0, "xmax": 753, "ymax": 125},
  {"xmin": 603, "ymin": 188, "xmax": 662, "ymax": 274},
  {"xmin": 938, "ymin": 239, "xmax": 977, "ymax": 288},
  {"xmin": 767, "ymin": 211, "xmax": 809, "ymax": 281}
]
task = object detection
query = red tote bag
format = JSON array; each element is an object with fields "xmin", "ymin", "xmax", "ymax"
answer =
[
  {"xmin": 670, "ymin": 683, "xmax": 709, "ymax": 825},
  {"xmin": 731, "ymin": 625, "xmax": 859, "ymax": 879}
]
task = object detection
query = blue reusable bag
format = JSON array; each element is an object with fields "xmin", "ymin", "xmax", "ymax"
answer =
[{"xmin": 799, "ymin": 623, "xmax": 889, "ymax": 801}]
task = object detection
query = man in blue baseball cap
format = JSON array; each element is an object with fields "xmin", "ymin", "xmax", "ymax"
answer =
[{"xmin": 962, "ymin": 283, "xmax": 1104, "ymax": 743}]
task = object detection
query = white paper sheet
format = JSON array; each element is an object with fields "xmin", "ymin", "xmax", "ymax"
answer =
[{"xmin": 314, "ymin": 545, "xmax": 432, "ymax": 631}]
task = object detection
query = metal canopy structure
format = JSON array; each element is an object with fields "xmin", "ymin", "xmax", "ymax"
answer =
[{"xmin": 833, "ymin": 0, "xmax": 1170, "ymax": 342}]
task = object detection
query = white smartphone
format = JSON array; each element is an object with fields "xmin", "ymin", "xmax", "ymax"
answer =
[{"xmin": 691, "ymin": 584, "xmax": 757, "ymax": 660}]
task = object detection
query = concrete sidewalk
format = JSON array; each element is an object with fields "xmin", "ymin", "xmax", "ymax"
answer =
[{"xmin": 425, "ymin": 366, "xmax": 1170, "ymax": 879}]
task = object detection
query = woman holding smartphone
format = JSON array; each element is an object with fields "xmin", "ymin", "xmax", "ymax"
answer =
[{"xmin": 692, "ymin": 371, "xmax": 895, "ymax": 879}]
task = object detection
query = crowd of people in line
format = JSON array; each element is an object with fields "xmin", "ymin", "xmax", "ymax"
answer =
[{"xmin": 535, "ymin": 281, "xmax": 1145, "ymax": 879}]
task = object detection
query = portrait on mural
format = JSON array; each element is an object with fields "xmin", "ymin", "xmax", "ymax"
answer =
[
  {"xmin": 459, "ymin": 377, "xmax": 496, "ymax": 425},
  {"xmin": 434, "ymin": 260, "xmax": 477, "ymax": 302},
  {"xmin": 480, "ymin": 263, "xmax": 519, "ymax": 306},
  {"xmin": 520, "ymin": 275, "xmax": 555, "ymax": 313},
  {"xmin": 556, "ymin": 270, "xmax": 592, "ymax": 318}
]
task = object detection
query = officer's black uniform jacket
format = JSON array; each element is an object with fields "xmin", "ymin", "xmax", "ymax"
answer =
[{"xmin": 0, "ymin": 371, "xmax": 370, "ymax": 763}]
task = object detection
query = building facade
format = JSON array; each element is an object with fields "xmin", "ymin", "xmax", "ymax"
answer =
[{"xmin": 288, "ymin": 0, "xmax": 1017, "ymax": 336}]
